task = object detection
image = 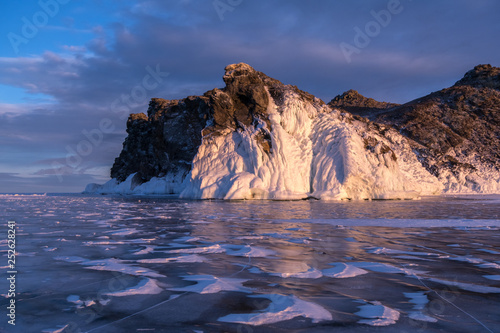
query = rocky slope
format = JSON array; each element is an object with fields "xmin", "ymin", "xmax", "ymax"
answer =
[
  {"xmin": 371, "ymin": 64, "xmax": 500, "ymax": 193},
  {"xmin": 85, "ymin": 63, "xmax": 500, "ymax": 198}
]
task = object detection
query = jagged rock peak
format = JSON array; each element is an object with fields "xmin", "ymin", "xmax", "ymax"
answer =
[
  {"xmin": 328, "ymin": 89, "xmax": 398, "ymax": 118},
  {"xmin": 329, "ymin": 89, "xmax": 397, "ymax": 108},
  {"xmin": 224, "ymin": 62, "xmax": 257, "ymax": 79},
  {"xmin": 454, "ymin": 64, "xmax": 500, "ymax": 89}
]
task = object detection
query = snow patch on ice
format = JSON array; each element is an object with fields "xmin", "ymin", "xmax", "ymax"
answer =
[
  {"xmin": 218, "ymin": 294, "xmax": 332, "ymax": 325},
  {"xmin": 104, "ymin": 278, "xmax": 163, "ymax": 296},
  {"xmin": 169, "ymin": 275, "xmax": 251, "ymax": 294}
]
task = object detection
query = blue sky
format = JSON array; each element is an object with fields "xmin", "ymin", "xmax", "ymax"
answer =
[{"xmin": 1, "ymin": 0, "xmax": 499, "ymax": 193}]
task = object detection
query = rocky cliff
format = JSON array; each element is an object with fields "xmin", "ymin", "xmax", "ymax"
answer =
[
  {"xmin": 85, "ymin": 63, "xmax": 500, "ymax": 198},
  {"xmin": 373, "ymin": 64, "xmax": 500, "ymax": 192}
]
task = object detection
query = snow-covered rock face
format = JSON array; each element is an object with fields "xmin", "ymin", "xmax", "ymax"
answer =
[{"xmin": 85, "ymin": 63, "xmax": 500, "ymax": 199}]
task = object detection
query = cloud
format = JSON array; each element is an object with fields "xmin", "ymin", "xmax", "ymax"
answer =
[{"xmin": 1, "ymin": 0, "xmax": 499, "ymax": 192}]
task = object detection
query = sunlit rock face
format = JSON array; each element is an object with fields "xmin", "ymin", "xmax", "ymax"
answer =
[{"xmin": 85, "ymin": 63, "xmax": 500, "ymax": 199}]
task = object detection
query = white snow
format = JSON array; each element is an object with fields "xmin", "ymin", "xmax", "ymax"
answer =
[
  {"xmin": 218, "ymin": 294, "xmax": 332, "ymax": 325},
  {"xmin": 85, "ymin": 87, "xmax": 500, "ymax": 199},
  {"xmin": 169, "ymin": 275, "xmax": 251, "ymax": 294},
  {"xmin": 104, "ymin": 278, "xmax": 163, "ymax": 296}
]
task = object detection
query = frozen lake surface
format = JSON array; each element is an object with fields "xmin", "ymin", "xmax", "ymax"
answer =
[{"xmin": 1, "ymin": 194, "xmax": 500, "ymax": 332}]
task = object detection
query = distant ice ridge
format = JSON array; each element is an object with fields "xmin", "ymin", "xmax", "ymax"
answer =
[{"xmin": 85, "ymin": 88, "xmax": 498, "ymax": 199}]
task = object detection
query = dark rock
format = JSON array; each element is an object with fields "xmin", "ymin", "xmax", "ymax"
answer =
[{"xmin": 328, "ymin": 89, "xmax": 399, "ymax": 117}]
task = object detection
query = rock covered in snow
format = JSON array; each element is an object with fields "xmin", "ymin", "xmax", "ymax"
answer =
[{"xmin": 85, "ymin": 63, "xmax": 500, "ymax": 198}]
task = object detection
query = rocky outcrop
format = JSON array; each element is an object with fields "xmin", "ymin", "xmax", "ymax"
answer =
[
  {"xmin": 109, "ymin": 63, "xmax": 323, "ymax": 186},
  {"xmin": 110, "ymin": 96, "xmax": 210, "ymax": 183},
  {"xmin": 86, "ymin": 63, "xmax": 500, "ymax": 198},
  {"xmin": 328, "ymin": 89, "xmax": 399, "ymax": 117}
]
